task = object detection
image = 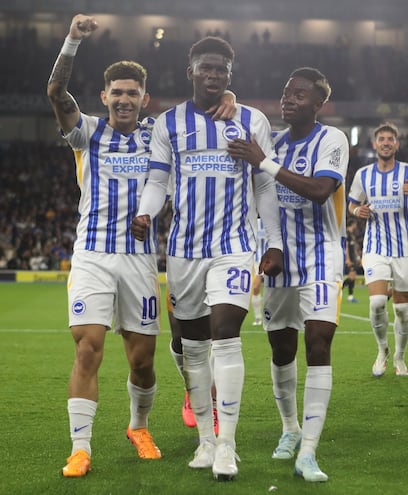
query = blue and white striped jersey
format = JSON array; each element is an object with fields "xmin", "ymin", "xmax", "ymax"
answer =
[
  {"xmin": 266, "ymin": 122, "xmax": 349, "ymax": 288},
  {"xmin": 148, "ymin": 100, "xmax": 274, "ymax": 259},
  {"xmin": 65, "ymin": 114, "xmax": 157, "ymax": 254},
  {"xmin": 348, "ymin": 161, "xmax": 408, "ymax": 257}
]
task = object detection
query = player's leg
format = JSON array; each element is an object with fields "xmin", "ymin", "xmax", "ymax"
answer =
[
  {"xmin": 206, "ymin": 252, "xmax": 253, "ymax": 480},
  {"xmin": 293, "ymin": 282, "xmax": 339, "ymax": 482},
  {"xmin": 367, "ymin": 281, "xmax": 390, "ymax": 376},
  {"xmin": 63, "ymin": 323, "xmax": 106, "ymax": 477},
  {"xmin": 63, "ymin": 251, "xmax": 113, "ymax": 477},
  {"xmin": 264, "ymin": 286, "xmax": 302, "ymax": 461},
  {"xmin": 122, "ymin": 331, "xmax": 161, "ymax": 459},
  {"xmin": 117, "ymin": 253, "xmax": 161, "ymax": 459},
  {"xmin": 391, "ymin": 259, "xmax": 408, "ymax": 375},
  {"xmin": 363, "ymin": 254, "xmax": 391, "ymax": 376},
  {"xmin": 167, "ymin": 257, "xmax": 215, "ymax": 468}
]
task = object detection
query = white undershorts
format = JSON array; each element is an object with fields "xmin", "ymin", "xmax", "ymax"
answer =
[
  {"xmin": 263, "ymin": 281, "xmax": 342, "ymax": 331},
  {"xmin": 166, "ymin": 252, "xmax": 254, "ymax": 320},
  {"xmin": 68, "ymin": 250, "xmax": 160, "ymax": 335}
]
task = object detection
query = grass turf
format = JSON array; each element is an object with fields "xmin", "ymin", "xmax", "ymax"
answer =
[{"xmin": 0, "ymin": 283, "xmax": 407, "ymax": 495}]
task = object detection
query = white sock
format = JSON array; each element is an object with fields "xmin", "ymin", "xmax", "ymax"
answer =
[
  {"xmin": 182, "ymin": 338, "xmax": 214, "ymax": 444},
  {"xmin": 271, "ymin": 359, "xmax": 300, "ymax": 433},
  {"xmin": 252, "ymin": 293, "xmax": 262, "ymax": 320},
  {"xmin": 169, "ymin": 339, "xmax": 184, "ymax": 378},
  {"xmin": 212, "ymin": 337, "xmax": 244, "ymax": 447},
  {"xmin": 369, "ymin": 295, "xmax": 389, "ymax": 350},
  {"xmin": 68, "ymin": 398, "xmax": 97, "ymax": 456},
  {"xmin": 127, "ymin": 379, "xmax": 156, "ymax": 430},
  {"xmin": 393, "ymin": 303, "xmax": 408, "ymax": 360},
  {"xmin": 299, "ymin": 366, "xmax": 332, "ymax": 457}
]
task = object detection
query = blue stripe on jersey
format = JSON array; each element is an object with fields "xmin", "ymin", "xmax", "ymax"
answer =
[
  {"xmin": 85, "ymin": 119, "xmax": 105, "ymax": 250},
  {"xmin": 127, "ymin": 135, "xmax": 137, "ymax": 153},
  {"xmin": 106, "ymin": 179, "xmax": 118, "ymax": 252},
  {"xmin": 127, "ymin": 179, "xmax": 137, "ymax": 254},
  {"xmin": 236, "ymin": 110, "xmax": 252, "ymax": 251},
  {"xmin": 280, "ymin": 207, "xmax": 291, "ymax": 286},
  {"xmin": 166, "ymin": 108, "xmax": 180, "ymax": 257},
  {"xmin": 311, "ymin": 129, "xmax": 327, "ymax": 169},
  {"xmin": 110, "ymin": 129, "xmax": 121, "ymax": 152},
  {"xmin": 313, "ymin": 202, "xmax": 325, "ymax": 280},
  {"xmin": 294, "ymin": 209, "xmax": 307, "ymax": 284},
  {"xmin": 392, "ymin": 162, "xmax": 402, "ymax": 256},
  {"xmin": 394, "ymin": 210, "xmax": 403, "ymax": 257},
  {"xmin": 202, "ymin": 177, "xmax": 216, "ymax": 257},
  {"xmin": 184, "ymin": 177, "xmax": 196, "ymax": 258},
  {"xmin": 383, "ymin": 212, "xmax": 392, "ymax": 256},
  {"xmin": 221, "ymin": 178, "xmax": 234, "ymax": 254},
  {"xmin": 185, "ymin": 101, "xmax": 197, "ymax": 149},
  {"xmin": 206, "ymin": 118, "xmax": 217, "ymax": 149}
]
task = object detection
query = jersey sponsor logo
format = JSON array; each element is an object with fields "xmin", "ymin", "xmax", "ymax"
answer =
[
  {"xmin": 104, "ymin": 154, "xmax": 149, "ymax": 174},
  {"xmin": 72, "ymin": 300, "xmax": 86, "ymax": 315},
  {"xmin": 222, "ymin": 124, "xmax": 242, "ymax": 141}
]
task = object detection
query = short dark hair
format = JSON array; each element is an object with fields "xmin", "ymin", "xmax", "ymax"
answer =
[
  {"xmin": 374, "ymin": 121, "xmax": 399, "ymax": 139},
  {"xmin": 189, "ymin": 37, "xmax": 234, "ymax": 64},
  {"xmin": 290, "ymin": 67, "xmax": 331, "ymax": 102},
  {"xmin": 104, "ymin": 61, "xmax": 147, "ymax": 88}
]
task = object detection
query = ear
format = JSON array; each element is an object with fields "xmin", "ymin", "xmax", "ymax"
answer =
[
  {"xmin": 227, "ymin": 72, "xmax": 232, "ymax": 87},
  {"xmin": 313, "ymin": 98, "xmax": 323, "ymax": 115},
  {"xmin": 141, "ymin": 92, "xmax": 150, "ymax": 109},
  {"xmin": 100, "ymin": 90, "xmax": 108, "ymax": 107},
  {"xmin": 187, "ymin": 65, "xmax": 193, "ymax": 81}
]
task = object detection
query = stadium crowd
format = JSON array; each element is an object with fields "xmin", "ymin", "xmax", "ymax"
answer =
[
  {"xmin": 1, "ymin": 26, "xmax": 408, "ymax": 102},
  {"xmin": 1, "ymin": 138, "xmax": 408, "ymax": 272},
  {"xmin": 2, "ymin": 26, "xmax": 408, "ymax": 272}
]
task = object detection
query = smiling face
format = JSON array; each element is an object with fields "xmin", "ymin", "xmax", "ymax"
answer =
[
  {"xmin": 373, "ymin": 130, "xmax": 399, "ymax": 163},
  {"xmin": 100, "ymin": 79, "xmax": 150, "ymax": 134},
  {"xmin": 280, "ymin": 76, "xmax": 323, "ymax": 128},
  {"xmin": 187, "ymin": 53, "xmax": 232, "ymax": 111}
]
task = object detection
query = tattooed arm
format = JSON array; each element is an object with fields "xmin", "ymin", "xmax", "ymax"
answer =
[{"xmin": 47, "ymin": 14, "xmax": 98, "ymax": 134}]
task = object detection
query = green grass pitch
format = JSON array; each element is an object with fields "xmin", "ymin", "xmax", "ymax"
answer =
[{"xmin": 1, "ymin": 282, "xmax": 407, "ymax": 495}]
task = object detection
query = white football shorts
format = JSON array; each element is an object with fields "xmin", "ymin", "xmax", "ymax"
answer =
[
  {"xmin": 68, "ymin": 250, "xmax": 160, "ymax": 335},
  {"xmin": 263, "ymin": 281, "xmax": 342, "ymax": 331},
  {"xmin": 362, "ymin": 253, "xmax": 408, "ymax": 291},
  {"xmin": 166, "ymin": 252, "xmax": 254, "ymax": 320}
]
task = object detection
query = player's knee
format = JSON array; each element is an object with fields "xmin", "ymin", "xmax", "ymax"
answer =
[
  {"xmin": 369, "ymin": 294, "xmax": 388, "ymax": 315},
  {"xmin": 393, "ymin": 302, "xmax": 408, "ymax": 329}
]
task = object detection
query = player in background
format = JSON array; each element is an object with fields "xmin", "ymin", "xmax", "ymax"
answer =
[
  {"xmin": 132, "ymin": 37, "xmax": 283, "ymax": 481},
  {"xmin": 343, "ymin": 219, "xmax": 360, "ymax": 303},
  {"xmin": 47, "ymin": 14, "xmax": 236, "ymax": 478},
  {"xmin": 228, "ymin": 67, "xmax": 349, "ymax": 482},
  {"xmin": 348, "ymin": 122, "xmax": 408, "ymax": 377}
]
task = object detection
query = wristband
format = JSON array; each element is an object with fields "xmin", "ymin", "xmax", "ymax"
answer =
[
  {"xmin": 61, "ymin": 36, "xmax": 81, "ymax": 57},
  {"xmin": 259, "ymin": 156, "xmax": 281, "ymax": 178},
  {"xmin": 353, "ymin": 206, "xmax": 360, "ymax": 216}
]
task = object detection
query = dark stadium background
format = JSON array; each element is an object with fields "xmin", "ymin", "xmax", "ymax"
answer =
[{"xmin": 0, "ymin": 0, "xmax": 407, "ymax": 273}]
